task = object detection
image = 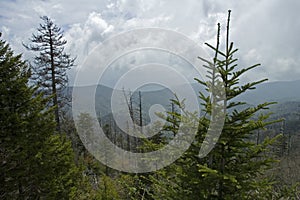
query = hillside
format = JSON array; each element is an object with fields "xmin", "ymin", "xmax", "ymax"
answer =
[{"xmin": 70, "ymin": 79, "xmax": 300, "ymax": 122}]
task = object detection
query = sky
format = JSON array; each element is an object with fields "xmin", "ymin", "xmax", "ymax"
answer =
[{"xmin": 1, "ymin": 0, "xmax": 300, "ymax": 87}]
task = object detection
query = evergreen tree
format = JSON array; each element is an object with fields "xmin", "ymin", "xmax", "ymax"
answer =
[
  {"xmin": 0, "ymin": 33, "xmax": 80, "ymax": 199},
  {"xmin": 148, "ymin": 11, "xmax": 287, "ymax": 199},
  {"xmin": 24, "ymin": 16, "xmax": 75, "ymax": 131}
]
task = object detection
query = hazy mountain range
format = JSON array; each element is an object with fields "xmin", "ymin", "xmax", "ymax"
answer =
[
  {"xmin": 236, "ymin": 79, "xmax": 300, "ymax": 105},
  {"xmin": 71, "ymin": 79, "xmax": 300, "ymax": 122}
]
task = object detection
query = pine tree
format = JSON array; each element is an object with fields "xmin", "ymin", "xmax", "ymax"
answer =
[
  {"xmin": 24, "ymin": 16, "xmax": 75, "ymax": 131},
  {"xmin": 0, "ymin": 32, "xmax": 81, "ymax": 199}
]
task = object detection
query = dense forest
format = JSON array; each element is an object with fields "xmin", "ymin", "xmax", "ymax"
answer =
[{"xmin": 1, "ymin": 11, "xmax": 300, "ymax": 199}]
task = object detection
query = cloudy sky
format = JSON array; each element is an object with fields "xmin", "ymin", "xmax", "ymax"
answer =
[{"xmin": 1, "ymin": 0, "xmax": 300, "ymax": 87}]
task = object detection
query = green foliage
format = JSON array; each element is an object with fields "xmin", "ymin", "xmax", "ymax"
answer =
[
  {"xmin": 0, "ymin": 32, "xmax": 82, "ymax": 199},
  {"xmin": 119, "ymin": 174, "xmax": 152, "ymax": 200},
  {"xmin": 1, "ymin": 10, "xmax": 298, "ymax": 199},
  {"xmin": 144, "ymin": 10, "xmax": 290, "ymax": 199},
  {"xmin": 36, "ymin": 134, "xmax": 81, "ymax": 199}
]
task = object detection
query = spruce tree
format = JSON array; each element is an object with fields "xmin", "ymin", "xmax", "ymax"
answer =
[
  {"xmin": 148, "ymin": 10, "xmax": 285, "ymax": 199},
  {"xmin": 0, "ymin": 33, "xmax": 80, "ymax": 199},
  {"xmin": 192, "ymin": 10, "xmax": 279, "ymax": 199},
  {"xmin": 24, "ymin": 16, "xmax": 75, "ymax": 131}
]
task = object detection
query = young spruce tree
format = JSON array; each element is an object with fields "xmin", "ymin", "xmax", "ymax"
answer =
[{"xmin": 149, "ymin": 10, "xmax": 284, "ymax": 199}]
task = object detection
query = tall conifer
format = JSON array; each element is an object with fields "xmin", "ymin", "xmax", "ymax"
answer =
[{"xmin": 24, "ymin": 16, "xmax": 75, "ymax": 131}]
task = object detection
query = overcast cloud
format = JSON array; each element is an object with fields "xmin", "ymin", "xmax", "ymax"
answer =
[{"xmin": 1, "ymin": 0, "xmax": 299, "ymax": 86}]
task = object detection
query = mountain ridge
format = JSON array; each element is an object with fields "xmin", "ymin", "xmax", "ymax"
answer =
[{"xmin": 70, "ymin": 79, "xmax": 300, "ymax": 121}]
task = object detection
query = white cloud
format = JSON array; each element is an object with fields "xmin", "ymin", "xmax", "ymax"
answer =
[
  {"xmin": 0, "ymin": 0, "xmax": 299, "ymax": 84},
  {"xmin": 65, "ymin": 12, "xmax": 115, "ymax": 68}
]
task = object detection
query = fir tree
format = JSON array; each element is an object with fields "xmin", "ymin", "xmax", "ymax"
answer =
[
  {"xmin": 0, "ymin": 33, "xmax": 80, "ymax": 199},
  {"xmin": 148, "ymin": 10, "xmax": 287, "ymax": 199},
  {"xmin": 24, "ymin": 16, "xmax": 75, "ymax": 131}
]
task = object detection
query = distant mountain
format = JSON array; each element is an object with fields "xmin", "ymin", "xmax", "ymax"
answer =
[
  {"xmin": 70, "ymin": 79, "xmax": 300, "ymax": 123},
  {"xmin": 71, "ymin": 84, "xmax": 177, "ymax": 122},
  {"xmin": 236, "ymin": 79, "xmax": 300, "ymax": 105}
]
